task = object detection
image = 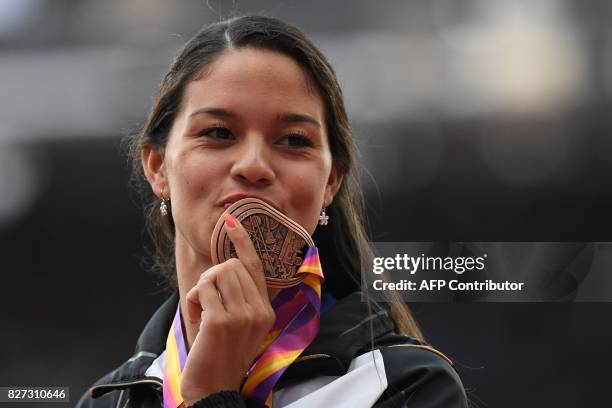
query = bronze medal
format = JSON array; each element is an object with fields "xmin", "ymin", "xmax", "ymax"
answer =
[{"xmin": 210, "ymin": 197, "xmax": 314, "ymax": 288}]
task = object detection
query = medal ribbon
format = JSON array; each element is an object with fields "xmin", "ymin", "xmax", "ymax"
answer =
[
  {"xmin": 163, "ymin": 245, "xmax": 324, "ymax": 408},
  {"xmin": 163, "ymin": 305, "xmax": 189, "ymax": 408}
]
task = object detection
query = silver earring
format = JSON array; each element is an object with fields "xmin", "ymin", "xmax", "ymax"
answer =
[
  {"xmin": 160, "ymin": 188, "xmax": 169, "ymax": 216},
  {"xmin": 318, "ymin": 207, "xmax": 329, "ymax": 226}
]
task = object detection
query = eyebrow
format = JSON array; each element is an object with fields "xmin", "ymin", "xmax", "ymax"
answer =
[{"xmin": 189, "ymin": 107, "xmax": 321, "ymax": 128}]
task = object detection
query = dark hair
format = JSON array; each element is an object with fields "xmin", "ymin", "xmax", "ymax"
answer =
[{"xmin": 126, "ymin": 15, "xmax": 423, "ymax": 339}]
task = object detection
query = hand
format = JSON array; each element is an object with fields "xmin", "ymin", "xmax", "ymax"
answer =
[{"xmin": 180, "ymin": 215, "xmax": 276, "ymax": 405}]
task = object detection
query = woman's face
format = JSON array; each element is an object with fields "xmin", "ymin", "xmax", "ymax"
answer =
[{"xmin": 143, "ymin": 47, "xmax": 343, "ymax": 261}]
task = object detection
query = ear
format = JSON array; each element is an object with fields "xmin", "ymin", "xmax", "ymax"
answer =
[
  {"xmin": 141, "ymin": 143, "xmax": 168, "ymax": 198},
  {"xmin": 324, "ymin": 160, "xmax": 344, "ymax": 207}
]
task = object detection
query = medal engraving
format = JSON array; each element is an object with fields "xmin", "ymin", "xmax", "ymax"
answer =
[{"xmin": 211, "ymin": 198, "xmax": 315, "ymax": 288}]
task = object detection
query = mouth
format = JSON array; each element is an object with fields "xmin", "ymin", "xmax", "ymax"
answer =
[{"xmin": 218, "ymin": 193, "xmax": 281, "ymax": 213}]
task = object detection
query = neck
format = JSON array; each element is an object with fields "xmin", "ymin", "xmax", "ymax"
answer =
[{"xmin": 175, "ymin": 234, "xmax": 212, "ymax": 350}]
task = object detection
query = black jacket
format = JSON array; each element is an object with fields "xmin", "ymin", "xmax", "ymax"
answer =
[{"xmin": 76, "ymin": 291, "xmax": 467, "ymax": 407}]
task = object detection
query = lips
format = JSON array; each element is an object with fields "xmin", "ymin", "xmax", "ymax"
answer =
[{"xmin": 218, "ymin": 193, "xmax": 281, "ymax": 212}]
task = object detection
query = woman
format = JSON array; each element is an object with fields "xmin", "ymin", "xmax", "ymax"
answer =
[{"xmin": 77, "ymin": 15, "xmax": 467, "ymax": 408}]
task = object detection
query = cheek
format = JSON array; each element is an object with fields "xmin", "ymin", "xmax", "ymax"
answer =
[
  {"xmin": 172, "ymin": 154, "xmax": 212, "ymax": 201},
  {"xmin": 167, "ymin": 151, "xmax": 225, "ymax": 249},
  {"xmin": 286, "ymin": 168, "xmax": 328, "ymax": 235}
]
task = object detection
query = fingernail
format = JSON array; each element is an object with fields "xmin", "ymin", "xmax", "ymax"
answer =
[{"xmin": 224, "ymin": 214, "xmax": 237, "ymax": 229}]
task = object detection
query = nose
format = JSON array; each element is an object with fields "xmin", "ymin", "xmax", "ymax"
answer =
[{"xmin": 229, "ymin": 134, "xmax": 275, "ymax": 185}]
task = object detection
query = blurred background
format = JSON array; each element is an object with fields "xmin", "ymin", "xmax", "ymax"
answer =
[{"xmin": 1, "ymin": 0, "xmax": 611, "ymax": 406}]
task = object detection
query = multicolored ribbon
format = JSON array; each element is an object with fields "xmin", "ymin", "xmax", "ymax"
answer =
[
  {"xmin": 163, "ymin": 304, "xmax": 189, "ymax": 408},
  {"xmin": 163, "ymin": 245, "xmax": 324, "ymax": 408}
]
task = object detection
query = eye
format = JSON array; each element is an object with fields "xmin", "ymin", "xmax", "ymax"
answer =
[
  {"xmin": 278, "ymin": 133, "xmax": 314, "ymax": 148},
  {"xmin": 199, "ymin": 124, "xmax": 234, "ymax": 140}
]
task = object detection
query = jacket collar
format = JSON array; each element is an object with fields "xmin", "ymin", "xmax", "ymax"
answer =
[
  {"xmin": 92, "ymin": 290, "xmax": 413, "ymax": 396},
  {"xmin": 277, "ymin": 292, "xmax": 400, "ymax": 386}
]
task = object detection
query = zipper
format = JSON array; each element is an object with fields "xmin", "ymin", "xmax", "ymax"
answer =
[
  {"xmin": 293, "ymin": 353, "xmax": 332, "ymax": 363},
  {"xmin": 91, "ymin": 378, "xmax": 162, "ymax": 395}
]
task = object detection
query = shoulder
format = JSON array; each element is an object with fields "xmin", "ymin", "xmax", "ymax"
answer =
[{"xmin": 376, "ymin": 344, "xmax": 468, "ymax": 408}]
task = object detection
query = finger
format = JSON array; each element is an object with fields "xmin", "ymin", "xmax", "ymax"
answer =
[
  {"xmin": 215, "ymin": 260, "xmax": 248, "ymax": 312},
  {"xmin": 231, "ymin": 257, "xmax": 265, "ymax": 306},
  {"xmin": 223, "ymin": 214, "xmax": 267, "ymax": 299},
  {"xmin": 186, "ymin": 276, "xmax": 224, "ymax": 324}
]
